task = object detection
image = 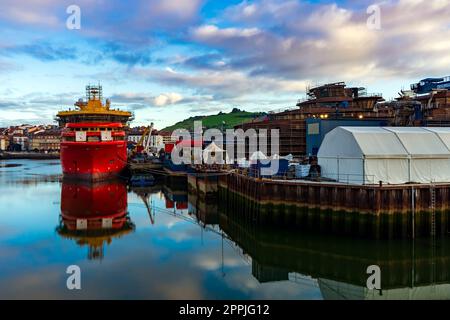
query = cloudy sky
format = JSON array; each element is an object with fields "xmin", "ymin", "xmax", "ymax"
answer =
[{"xmin": 0, "ymin": 0, "xmax": 449, "ymax": 128}]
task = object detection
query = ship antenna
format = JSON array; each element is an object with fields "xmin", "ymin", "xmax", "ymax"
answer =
[
  {"xmin": 99, "ymin": 84, "xmax": 103, "ymax": 102},
  {"xmin": 85, "ymin": 84, "xmax": 103, "ymax": 101}
]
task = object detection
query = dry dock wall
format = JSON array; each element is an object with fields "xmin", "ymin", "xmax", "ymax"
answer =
[{"xmin": 218, "ymin": 174, "xmax": 450, "ymax": 238}]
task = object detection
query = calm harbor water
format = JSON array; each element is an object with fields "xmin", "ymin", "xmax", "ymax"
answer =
[{"xmin": 0, "ymin": 159, "xmax": 449, "ymax": 300}]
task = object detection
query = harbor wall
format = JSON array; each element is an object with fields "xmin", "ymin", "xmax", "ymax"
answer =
[
  {"xmin": 0, "ymin": 151, "xmax": 59, "ymax": 160},
  {"xmin": 218, "ymin": 173, "xmax": 450, "ymax": 238}
]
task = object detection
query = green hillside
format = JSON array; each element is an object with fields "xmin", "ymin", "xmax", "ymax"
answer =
[{"xmin": 161, "ymin": 108, "xmax": 265, "ymax": 132}]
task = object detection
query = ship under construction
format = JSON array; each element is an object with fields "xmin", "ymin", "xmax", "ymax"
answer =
[{"xmin": 235, "ymin": 79, "xmax": 450, "ymax": 157}]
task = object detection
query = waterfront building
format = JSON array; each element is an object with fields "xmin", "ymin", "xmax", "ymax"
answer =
[
  {"xmin": 12, "ymin": 134, "xmax": 29, "ymax": 151},
  {"xmin": 29, "ymin": 129, "xmax": 61, "ymax": 152},
  {"xmin": 159, "ymin": 130, "xmax": 177, "ymax": 145},
  {"xmin": 11, "ymin": 128, "xmax": 24, "ymax": 136},
  {"xmin": 26, "ymin": 127, "xmax": 42, "ymax": 135},
  {"xmin": 0, "ymin": 134, "xmax": 9, "ymax": 151},
  {"xmin": 127, "ymin": 127, "xmax": 146, "ymax": 145}
]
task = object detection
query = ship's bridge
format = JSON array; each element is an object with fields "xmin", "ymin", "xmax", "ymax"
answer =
[
  {"xmin": 61, "ymin": 122, "xmax": 126, "ymax": 143},
  {"xmin": 56, "ymin": 85, "xmax": 134, "ymax": 127}
]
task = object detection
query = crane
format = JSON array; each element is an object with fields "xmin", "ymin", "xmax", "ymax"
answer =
[
  {"xmin": 131, "ymin": 122, "xmax": 154, "ymax": 156},
  {"xmin": 143, "ymin": 122, "xmax": 154, "ymax": 154}
]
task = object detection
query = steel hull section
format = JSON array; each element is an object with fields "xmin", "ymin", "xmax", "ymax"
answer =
[{"xmin": 60, "ymin": 141, "xmax": 127, "ymax": 181}]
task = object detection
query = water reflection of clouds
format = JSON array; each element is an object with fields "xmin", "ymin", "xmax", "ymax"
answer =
[
  {"xmin": 0, "ymin": 264, "xmax": 75, "ymax": 299},
  {"xmin": 0, "ymin": 184, "xmax": 60, "ymax": 231},
  {"xmin": 127, "ymin": 202, "xmax": 186, "ymax": 231},
  {"xmin": 0, "ymin": 224, "xmax": 20, "ymax": 240},
  {"xmin": 0, "ymin": 159, "xmax": 62, "ymax": 185},
  {"xmin": 0, "ymin": 245, "xmax": 21, "ymax": 261},
  {"xmin": 192, "ymin": 254, "xmax": 246, "ymax": 271},
  {"xmin": 0, "ymin": 160, "xmax": 324, "ymax": 299},
  {"xmin": 223, "ymin": 271, "xmax": 322, "ymax": 300},
  {"xmin": 1, "ymin": 244, "xmax": 214, "ymax": 299}
]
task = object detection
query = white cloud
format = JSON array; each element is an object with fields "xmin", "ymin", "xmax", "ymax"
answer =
[
  {"xmin": 151, "ymin": 0, "xmax": 203, "ymax": 19},
  {"xmin": 133, "ymin": 67, "xmax": 308, "ymax": 98},
  {"xmin": 134, "ymin": 0, "xmax": 203, "ymax": 31},
  {"xmin": 153, "ymin": 93, "xmax": 183, "ymax": 106},
  {"xmin": 0, "ymin": 0, "xmax": 62, "ymax": 28},
  {"xmin": 2, "ymin": 0, "xmax": 450, "ymax": 126},
  {"xmin": 189, "ymin": 0, "xmax": 450, "ymax": 82},
  {"xmin": 192, "ymin": 25, "xmax": 261, "ymax": 40}
]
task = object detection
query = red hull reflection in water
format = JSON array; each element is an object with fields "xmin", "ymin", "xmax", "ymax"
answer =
[{"xmin": 57, "ymin": 179, "xmax": 134, "ymax": 260}]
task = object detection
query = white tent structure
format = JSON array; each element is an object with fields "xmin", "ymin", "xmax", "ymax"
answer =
[
  {"xmin": 318, "ymin": 127, "xmax": 450, "ymax": 185},
  {"xmin": 202, "ymin": 142, "xmax": 231, "ymax": 164},
  {"xmin": 249, "ymin": 151, "xmax": 268, "ymax": 163}
]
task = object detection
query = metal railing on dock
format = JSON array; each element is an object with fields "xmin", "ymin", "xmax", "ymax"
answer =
[{"xmin": 234, "ymin": 166, "xmax": 376, "ymax": 186}]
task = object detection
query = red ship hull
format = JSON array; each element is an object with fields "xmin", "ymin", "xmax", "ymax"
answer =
[
  {"xmin": 60, "ymin": 141, "xmax": 128, "ymax": 181},
  {"xmin": 60, "ymin": 180, "xmax": 128, "ymax": 230}
]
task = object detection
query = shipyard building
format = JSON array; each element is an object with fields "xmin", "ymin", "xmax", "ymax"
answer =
[{"xmin": 318, "ymin": 127, "xmax": 450, "ymax": 185}]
